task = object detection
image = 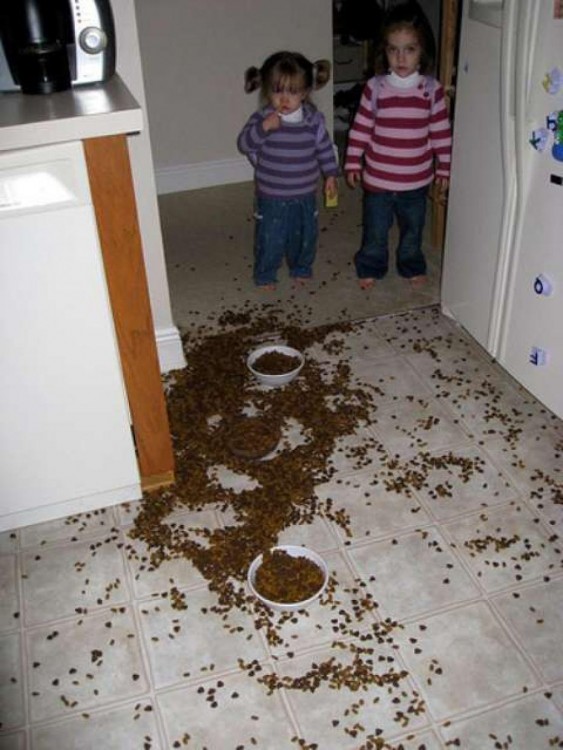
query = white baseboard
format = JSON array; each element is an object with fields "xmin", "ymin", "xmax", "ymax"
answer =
[
  {"xmin": 155, "ymin": 325, "xmax": 186, "ymax": 372},
  {"xmin": 156, "ymin": 157, "xmax": 253, "ymax": 194}
]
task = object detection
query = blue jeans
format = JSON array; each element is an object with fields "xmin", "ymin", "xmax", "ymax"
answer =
[
  {"xmin": 355, "ymin": 186, "xmax": 428, "ymax": 279},
  {"xmin": 254, "ymin": 195, "xmax": 318, "ymax": 285}
]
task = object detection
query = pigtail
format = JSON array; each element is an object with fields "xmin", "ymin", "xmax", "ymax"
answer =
[
  {"xmin": 244, "ymin": 66, "xmax": 261, "ymax": 93},
  {"xmin": 312, "ymin": 59, "xmax": 331, "ymax": 90}
]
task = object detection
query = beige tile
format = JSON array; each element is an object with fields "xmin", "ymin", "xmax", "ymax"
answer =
[
  {"xmin": 371, "ymin": 397, "xmax": 470, "ymax": 456},
  {"xmin": 0, "ymin": 531, "xmax": 19, "ymax": 555},
  {"xmin": 157, "ymin": 671, "xmax": 295, "ymax": 749},
  {"xmin": 315, "ymin": 468, "xmax": 430, "ymax": 542},
  {"xmin": 349, "ymin": 356, "xmax": 433, "ymax": 404},
  {"xmin": 0, "ymin": 555, "xmax": 19, "ymax": 633},
  {"xmin": 0, "ymin": 633, "xmax": 25, "ymax": 731},
  {"xmin": 493, "ymin": 577, "xmax": 563, "ymax": 683},
  {"xmin": 444, "ymin": 503, "xmax": 562, "ymax": 592},
  {"xmin": 114, "ymin": 499, "xmax": 144, "ymax": 526},
  {"xmin": 395, "ymin": 602, "xmax": 538, "ymax": 720},
  {"xmin": 484, "ymin": 428, "xmax": 563, "ymax": 530},
  {"xmin": 348, "ymin": 527, "xmax": 479, "ymax": 621},
  {"xmin": 25, "ymin": 608, "xmax": 147, "ymax": 722},
  {"xmin": 276, "ymin": 515, "xmax": 339, "ymax": 552},
  {"xmin": 551, "ymin": 684, "xmax": 563, "ymax": 712},
  {"xmin": 305, "ymin": 318, "xmax": 396, "ymax": 363},
  {"xmin": 0, "ymin": 732, "xmax": 26, "ymax": 750},
  {"xmin": 374, "ymin": 306, "xmax": 453, "ymax": 348},
  {"xmin": 414, "ymin": 444, "xmax": 519, "ymax": 520},
  {"xmin": 20, "ymin": 508, "xmax": 117, "ymax": 548},
  {"xmin": 435, "ymin": 373, "xmax": 554, "ymax": 443},
  {"xmin": 123, "ymin": 508, "xmax": 220, "ymax": 598},
  {"xmin": 439, "ymin": 692, "xmax": 563, "ymax": 749},
  {"xmin": 31, "ymin": 699, "xmax": 163, "ymax": 750},
  {"xmin": 137, "ymin": 588, "xmax": 268, "ymax": 690},
  {"xmin": 278, "ymin": 641, "xmax": 429, "ymax": 747},
  {"xmin": 327, "ymin": 425, "xmax": 388, "ymax": 476},
  {"xmin": 21, "ymin": 534, "xmax": 130, "ymax": 626}
]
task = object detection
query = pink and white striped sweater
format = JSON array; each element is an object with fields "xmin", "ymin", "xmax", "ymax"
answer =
[{"xmin": 344, "ymin": 75, "xmax": 452, "ymax": 192}]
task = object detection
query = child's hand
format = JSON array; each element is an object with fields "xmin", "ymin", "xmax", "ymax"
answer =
[
  {"xmin": 263, "ymin": 111, "xmax": 281, "ymax": 132},
  {"xmin": 434, "ymin": 176, "xmax": 449, "ymax": 204},
  {"xmin": 346, "ymin": 171, "xmax": 361, "ymax": 189},
  {"xmin": 325, "ymin": 176, "xmax": 338, "ymax": 200}
]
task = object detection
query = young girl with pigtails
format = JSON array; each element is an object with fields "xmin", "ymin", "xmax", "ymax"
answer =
[{"xmin": 238, "ymin": 51, "xmax": 339, "ymax": 290}]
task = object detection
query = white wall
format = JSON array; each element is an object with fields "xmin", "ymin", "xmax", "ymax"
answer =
[
  {"xmin": 111, "ymin": 0, "xmax": 185, "ymax": 372},
  {"xmin": 134, "ymin": 0, "xmax": 334, "ymax": 193}
]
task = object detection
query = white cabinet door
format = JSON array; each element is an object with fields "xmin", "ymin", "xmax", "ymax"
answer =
[
  {"xmin": 0, "ymin": 142, "xmax": 140, "ymax": 530},
  {"xmin": 441, "ymin": 12, "xmax": 504, "ymax": 349}
]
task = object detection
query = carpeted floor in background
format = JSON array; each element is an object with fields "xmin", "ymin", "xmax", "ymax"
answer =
[{"xmin": 158, "ymin": 180, "xmax": 443, "ymax": 334}]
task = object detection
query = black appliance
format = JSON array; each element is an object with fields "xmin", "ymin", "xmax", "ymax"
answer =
[{"xmin": 0, "ymin": 0, "xmax": 116, "ymax": 94}]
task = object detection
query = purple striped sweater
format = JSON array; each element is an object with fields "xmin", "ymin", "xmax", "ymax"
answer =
[{"xmin": 237, "ymin": 103, "xmax": 339, "ymax": 199}]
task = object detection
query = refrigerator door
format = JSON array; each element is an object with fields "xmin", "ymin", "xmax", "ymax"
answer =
[
  {"xmin": 441, "ymin": 1, "xmax": 506, "ymax": 349},
  {"xmin": 497, "ymin": 2, "xmax": 563, "ymax": 418}
]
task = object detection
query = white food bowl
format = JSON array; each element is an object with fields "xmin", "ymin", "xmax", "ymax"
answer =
[
  {"xmin": 246, "ymin": 345, "xmax": 304, "ymax": 387},
  {"xmin": 247, "ymin": 544, "xmax": 329, "ymax": 612}
]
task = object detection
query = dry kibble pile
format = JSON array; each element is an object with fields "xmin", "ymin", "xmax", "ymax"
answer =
[
  {"xmin": 128, "ymin": 309, "xmax": 425, "ymax": 748},
  {"xmin": 125, "ymin": 306, "xmax": 562, "ymax": 750},
  {"xmin": 252, "ymin": 350, "xmax": 302, "ymax": 375},
  {"xmin": 253, "ymin": 549, "xmax": 325, "ymax": 604},
  {"xmin": 130, "ymin": 309, "xmax": 376, "ymax": 604}
]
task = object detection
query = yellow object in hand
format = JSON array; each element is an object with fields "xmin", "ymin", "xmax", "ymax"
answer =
[{"xmin": 325, "ymin": 192, "xmax": 338, "ymax": 208}]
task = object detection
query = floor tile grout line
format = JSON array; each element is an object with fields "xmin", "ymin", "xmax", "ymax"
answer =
[
  {"xmin": 13, "ymin": 541, "xmax": 32, "ymax": 743},
  {"xmin": 433, "ymin": 682, "xmax": 563, "ymax": 735}
]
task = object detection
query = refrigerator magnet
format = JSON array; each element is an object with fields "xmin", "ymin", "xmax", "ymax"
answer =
[
  {"xmin": 542, "ymin": 67, "xmax": 562, "ymax": 94},
  {"xmin": 530, "ymin": 127, "xmax": 550, "ymax": 151}
]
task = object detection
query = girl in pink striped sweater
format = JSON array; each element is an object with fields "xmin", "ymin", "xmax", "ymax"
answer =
[{"xmin": 344, "ymin": 1, "xmax": 452, "ymax": 289}]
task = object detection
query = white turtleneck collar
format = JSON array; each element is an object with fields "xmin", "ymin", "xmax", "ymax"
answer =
[
  {"xmin": 280, "ymin": 105, "xmax": 304, "ymax": 123},
  {"xmin": 387, "ymin": 71, "xmax": 422, "ymax": 89}
]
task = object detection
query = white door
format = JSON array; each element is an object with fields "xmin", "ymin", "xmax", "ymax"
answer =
[{"xmin": 441, "ymin": 4, "xmax": 504, "ymax": 349}]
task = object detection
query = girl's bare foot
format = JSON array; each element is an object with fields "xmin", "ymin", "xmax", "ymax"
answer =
[
  {"xmin": 359, "ymin": 278, "xmax": 375, "ymax": 290},
  {"xmin": 257, "ymin": 283, "xmax": 276, "ymax": 291},
  {"xmin": 408, "ymin": 275, "xmax": 427, "ymax": 288},
  {"xmin": 292, "ymin": 277, "xmax": 310, "ymax": 287}
]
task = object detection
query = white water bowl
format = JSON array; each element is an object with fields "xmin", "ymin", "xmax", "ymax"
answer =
[
  {"xmin": 246, "ymin": 345, "xmax": 304, "ymax": 387},
  {"xmin": 247, "ymin": 545, "xmax": 328, "ymax": 612}
]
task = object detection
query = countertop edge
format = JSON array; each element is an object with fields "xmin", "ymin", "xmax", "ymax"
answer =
[{"xmin": 0, "ymin": 74, "xmax": 143, "ymax": 152}]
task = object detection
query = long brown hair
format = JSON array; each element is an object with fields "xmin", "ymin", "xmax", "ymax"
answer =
[{"xmin": 373, "ymin": 1, "xmax": 436, "ymax": 75}]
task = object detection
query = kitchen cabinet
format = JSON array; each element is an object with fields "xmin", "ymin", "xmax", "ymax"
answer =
[{"xmin": 0, "ymin": 75, "xmax": 175, "ymax": 531}]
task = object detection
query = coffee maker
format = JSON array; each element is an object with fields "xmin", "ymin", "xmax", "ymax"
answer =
[{"xmin": 0, "ymin": 0, "xmax": 116, "ymax": 94}]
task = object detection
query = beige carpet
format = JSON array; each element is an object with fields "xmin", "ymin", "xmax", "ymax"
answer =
[{"xmin": 158, "ymin": 181, "xmax": 443, "ymax": 333}]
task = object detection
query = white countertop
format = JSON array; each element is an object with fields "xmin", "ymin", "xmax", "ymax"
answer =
[{"xmin": 0, "ymin": 74, "xmax": 143, "ymax": 152}]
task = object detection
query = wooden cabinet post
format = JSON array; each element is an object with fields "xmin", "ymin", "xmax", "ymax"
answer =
[{"xmin": 83, "ymin": 134, "xmax": 174, "ymax": 489}]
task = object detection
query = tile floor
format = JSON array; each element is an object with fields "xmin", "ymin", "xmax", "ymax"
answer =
[{"xmin": 1, "ymin": 306, "xmax": 562, "ymax": 749}]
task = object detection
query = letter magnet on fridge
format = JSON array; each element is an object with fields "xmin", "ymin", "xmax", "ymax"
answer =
[
  {"xmin": 529, "ymin": 347, "xmax": 549, "ymax": 366},
  {"xmin": 542, "ymin": 67, "xmax": 563, "ymax": 94},
  {"xmin": 530, "ymin": 127, "xmax": 550, "ymax": 151},
  {"xmin": 533, "ymin": 274, "xmax": 554, "ymax": 296}
]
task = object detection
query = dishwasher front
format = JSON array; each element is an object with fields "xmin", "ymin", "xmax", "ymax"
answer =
[{"xmin": 0, "ymin": 141, "xmax": 141, "ymax": 531}]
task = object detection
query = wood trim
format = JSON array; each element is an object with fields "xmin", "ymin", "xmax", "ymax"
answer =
[
  {"xmin": 431, "ymin": 0, "xmax": 460, "ymax": 249},
  {"xmin": 83, "ymin": 135, "xmax": 175, "ymax": 482}
]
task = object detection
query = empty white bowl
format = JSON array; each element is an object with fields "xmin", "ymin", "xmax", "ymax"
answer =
[
  {"xmin": 247, "ymin": 545, "xmax": 328, "ymax": 612},
  {"xmin": 246, "ymin": 345, "xmax": 304, "ymax": 387}
]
